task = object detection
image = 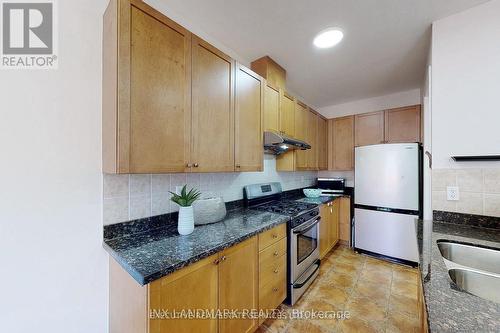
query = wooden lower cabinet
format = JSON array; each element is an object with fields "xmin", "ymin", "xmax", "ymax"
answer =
[
  {"xmin": 338, "ymin": 197, "xmax": 351, "ymax": 243},
  {"xmin": 258, "ymin": 226, "xmax": 287, "ymax": 325},
  {"xmin": 219, "ymin": 237, "xmax": 259, "ymax": 333},
  {"xmin": 149, "ymin": 254, "xmax": 219, "ymax": 333},
  {"xmin": 319, "ymin": 200, "xmax": 340, "ymax": 259},
  {"xmin": 110, "ymin": 230, "xmax": 288, "ymax": 333}
]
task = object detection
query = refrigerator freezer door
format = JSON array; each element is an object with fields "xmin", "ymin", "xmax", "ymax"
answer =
[
  {"xmin": 355, "ymin": 143, "xmax": 419, "ymax": 211},
  {"xmin": 354, "ymin": 208, "xmax": 419, "ymax": 263}
]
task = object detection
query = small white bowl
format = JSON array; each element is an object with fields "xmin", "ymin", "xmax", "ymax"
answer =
[{"xmin": 303, "ymin": 188, "xmax": 321, "ymax": 198}]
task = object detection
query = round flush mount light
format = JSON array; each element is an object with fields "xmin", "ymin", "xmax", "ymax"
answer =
[{"xmin": 313, "ymin": 28, "xmax": 344, "ymax": 49}]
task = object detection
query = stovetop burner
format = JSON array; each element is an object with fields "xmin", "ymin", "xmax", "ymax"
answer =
[{"xmin": 252, "ymin": 200, "xmax": 317, "ymax": 217}]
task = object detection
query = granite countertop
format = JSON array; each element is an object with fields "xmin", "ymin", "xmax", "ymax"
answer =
[
  {"xmin": 104, "ymin": 208, "xmax": 290, "ymax": 285},
  {"xmin": 418, "ymin": 220, "xmax": 500, "ymax": 332}
]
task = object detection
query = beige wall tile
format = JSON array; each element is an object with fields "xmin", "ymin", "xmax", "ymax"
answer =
[
  {"xmin": 484, "ymin": 194, "xmax": 500, "ymax": 217},
  {"xmin": 152, "ymin": 174, "xmax": 170, "ymax": 194},
  {"xmin": 432, "ymin": 191, "xmax": 457, "ymax": 212},
  {"xmin": 103, "ymin": 174, "xmax": 129, "ymax": 198},
  {"xmin": 456, "ymin": 169, "xmax": 483, "ymax": 192},
  {"xmin": 484, "ymin": 169, "xmax": 500, "ymax": 193},
  {"xmin": 456, "ymin": 192, "xmax": 483, "ymax": 215},
  {"xmin": 152, "ymin": 193, "xmax": 171, "ymax": 216},
  {"xmin": 130, "ymin": 174, "xmax": 151, "ymax": 195},
  {"xmin": 103, "ymin": 196, "xmax": 129, "ymax": 225},
  {"xmin": 130, "ymin": 195, "xmax": 152, "ymax": 220},
  {"xmin": 432, "ymin": 169, "xmax": 456, "ymax": 191}
]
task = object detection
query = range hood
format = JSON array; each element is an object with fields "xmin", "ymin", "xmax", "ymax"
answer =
[{"xmin": 264, "ymin": 130, "xmax": 311, "ymax": 155}]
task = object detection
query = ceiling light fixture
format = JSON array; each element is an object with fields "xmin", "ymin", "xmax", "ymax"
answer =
[{"xmin": 313, "ymin": 28, "xmax": 344, "ymax": 49}]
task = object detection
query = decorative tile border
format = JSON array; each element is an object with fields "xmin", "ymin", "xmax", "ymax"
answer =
[{"xmin": 433, "ymin": 210, "xmax": 500, "ymax": 230}]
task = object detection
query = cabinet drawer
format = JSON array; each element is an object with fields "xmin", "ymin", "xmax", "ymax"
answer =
[
  {"xmin": 259, "ymin": 273, "xmax": 287, "ymax": 312},
  {"xmin": 259, "ymin": 224, "xmax": 286, "ymax": 250},
  {"xmin": 259, "ymin": 238, "xmax": 286, "ymax": 265},
  {"xmin": 260, "ymin": 254, "xmax": 286, "ymax": 287}
]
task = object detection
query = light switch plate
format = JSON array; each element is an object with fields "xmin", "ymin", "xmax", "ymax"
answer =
[{"xmin": 447, "ymin": 186, "xmax": 460, "ymax": 201}]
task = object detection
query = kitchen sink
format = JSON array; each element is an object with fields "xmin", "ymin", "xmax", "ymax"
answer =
[
  {"xmin": 437, "ymin": 240, "xmax": 500, "ymax": 275},
  {"xmin": 448, "ymin": 269, "xmax": 500, "ymax": 304}
]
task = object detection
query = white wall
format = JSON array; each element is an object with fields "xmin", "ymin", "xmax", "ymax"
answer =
[
  {"xmin": 0, "ymin": 1, "xmax": 108, "ymax": 332},
  {"xmin": 431, "ymin": 0, "xmax": 500, "ymax": 169},
  {"xmin": 318, "ymin": 89, "xmax": 421, "ymax": 119}
]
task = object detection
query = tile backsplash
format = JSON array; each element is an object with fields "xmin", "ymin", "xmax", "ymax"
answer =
[
  {"xmin": 103, "ymin": 155, "xmax": 317, "ymax": 225},
  {"xmin": 432, "ymin": 168, "xmax": 500, "ymax": 217}
]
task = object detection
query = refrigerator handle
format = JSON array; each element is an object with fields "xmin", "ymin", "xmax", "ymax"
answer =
[{"xmin": 425, "ymin": 151, "xmax": 432, "ymax": 169}]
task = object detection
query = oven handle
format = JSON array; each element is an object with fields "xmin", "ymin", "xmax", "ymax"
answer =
[
  {"xmin": 293, "ymin": 260, "xmax": 320, "ymax": 289},
  {"xmin": 293, "ymin": 217, "xmax": 321, "ymax": 234}
]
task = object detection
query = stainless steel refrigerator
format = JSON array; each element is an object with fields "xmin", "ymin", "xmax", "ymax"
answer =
[{"xmin": 354, "ymin": 143, "xmax": 422, "ymax": 264}]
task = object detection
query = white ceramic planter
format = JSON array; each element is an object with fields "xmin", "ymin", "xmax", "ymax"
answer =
[{"xmin": 178, "ymin": 206, "xmax": 194, "ymax": 235}]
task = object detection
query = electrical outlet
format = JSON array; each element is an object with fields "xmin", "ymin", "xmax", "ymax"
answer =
[{"xmin": 447, "ymin": 186, "xmax": 460, "ymax": 201}]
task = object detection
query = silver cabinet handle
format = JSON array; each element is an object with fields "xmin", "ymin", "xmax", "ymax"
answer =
[
  {"xmin": 193, "ymin": 163, "xmax": 199, "ymax": 168},
  {"xmin": 186, "ymin": 163, "xmax": 192, "ymax": 168}
]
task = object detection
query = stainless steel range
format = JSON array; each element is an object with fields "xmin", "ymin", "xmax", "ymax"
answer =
[{"xmin": 244, "ymin": 182, "xmax": 321, "ymax": 305}]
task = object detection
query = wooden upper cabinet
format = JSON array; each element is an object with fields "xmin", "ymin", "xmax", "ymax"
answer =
[
  {"xmin": 329, "ymin": 116, "xmax": 354, "ymax": 171},
  {"xmin": 294, "ymin": 101, "xmax": 307, "ymax": 141},
  {"xmin": 191, "ymin": 36, "xmax": 235, "ymax": 172},
  {"xmin": 103, "ymin": 0, "xmax": 192, "ymax": 173},
  {"xmin": 307, "ymin": 110, "xmax": 318, "ymax": 170},
  {"xmin": 250, "ymin": 56, "xmax": 286, "ymax": 90},
  {"xmin": 354, "ymin": 111, "xmax": 385, "ymax": 146},
  {"xmin": 234, "ymin": 65, "xmax": 264, "ymax": 172},
  {"xmin": 263, "ymin": 84, "xmax": 280, "ymax": 132},
  {"xmin": 279, "ymin": 91, "xmax": 295, "ymax": 137},
  {"xmin": 149, "ymin": 254, "xmax": 219, "ymax": 333},
  {"xmin": 385, "ymin": 105, "xmax": 421, "ymax": 143},
  {"xmin": 218, "ymin": 237, "xmax": 258, "ymax": 333},
  {"xmin": 294, "ymin": 101, "xmax": 308, "ymax": 170},
  {"xmin": 317, "ymin": 116, "xmax": 328, "ymax": 170}
]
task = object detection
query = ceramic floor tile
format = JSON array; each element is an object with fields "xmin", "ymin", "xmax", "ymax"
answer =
[
  {"xmin": 391, "ymin": 278, "xmax": 418, "ymax": 299},
  {"xmin": 389, "ymin": 293, "xmax": 419, "ymax": 317},
  {"xmin": 256, "ymin": 245, "xmax": 421, "ymax": 333},
  {"xmin": 385, "ymin": 312, "xmax": 420, "ymax": 333},
  {"xmin": 352, "ymin": 279, "xmax": 390, "ymax": 305}
]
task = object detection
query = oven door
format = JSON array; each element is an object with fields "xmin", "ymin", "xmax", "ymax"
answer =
[{"xmin": 291, "ymin": 216, "xmax": 320, "ymax": 281}]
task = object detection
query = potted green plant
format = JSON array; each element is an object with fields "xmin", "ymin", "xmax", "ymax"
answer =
[{"xmin": 169, "ymin": 185, "xmax": 201, "ymax": 235}]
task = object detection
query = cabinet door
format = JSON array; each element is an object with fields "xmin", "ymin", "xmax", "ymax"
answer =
[
  {"xmin": 279, "ymin": 91, "xmax": 295, "ymax": 137},
  {"xmin": 385, "ymin": 105, "xmax": 421, "ymax": 143},
  {"xmin": 319, "ymin": 204, "xmax": 331, "ymax": 259},
  {"xmin": 354, "ymin": 111, "xmax": 385, "ymax": 146},
  {"xmin": 219, "ymin": 237, "xmax": 258, "ymax": 333},
  {"xmin": 191, "ymin": 36, "xmax": 235, "ymax": 172},
  {"xmin": 307, "ymin": 110, "xmax": 318, "ymax": 170},
  {"xmin": 317, "ymin": 117, "xmax": 328, "ymax": 170},
  {"xmin": 339, "ymin": 197, "xmax": 351, "ymax": 243},
  {"xmin": 128, "ymin": 4, "xmax": 192, "ymax": 173},
  {"xmin": 294, "ymin": 102, "xmax": 308, "ymax": 170},
  {"xmin": 235, "ymin": 64, "xmax": 264, "ymax": 172},
  {"xmin": 149, "ymin": 254, "xmax": 219, "ymax": 333},
  {"xmin": 329, "ymin": 116, "xmax": 354, "ymax": 171},
  {"xmin": 263, "ymin": 84, "xmax": 280, "ymax": 132},
  {"xmin": 331, "ymin": 200, "xmax": 340, "ymax": 246}
]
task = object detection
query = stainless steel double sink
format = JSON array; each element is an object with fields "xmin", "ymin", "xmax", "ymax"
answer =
[{"xmin": 437, "ymin": 240, "xmax": 500, "ymax": 304}]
